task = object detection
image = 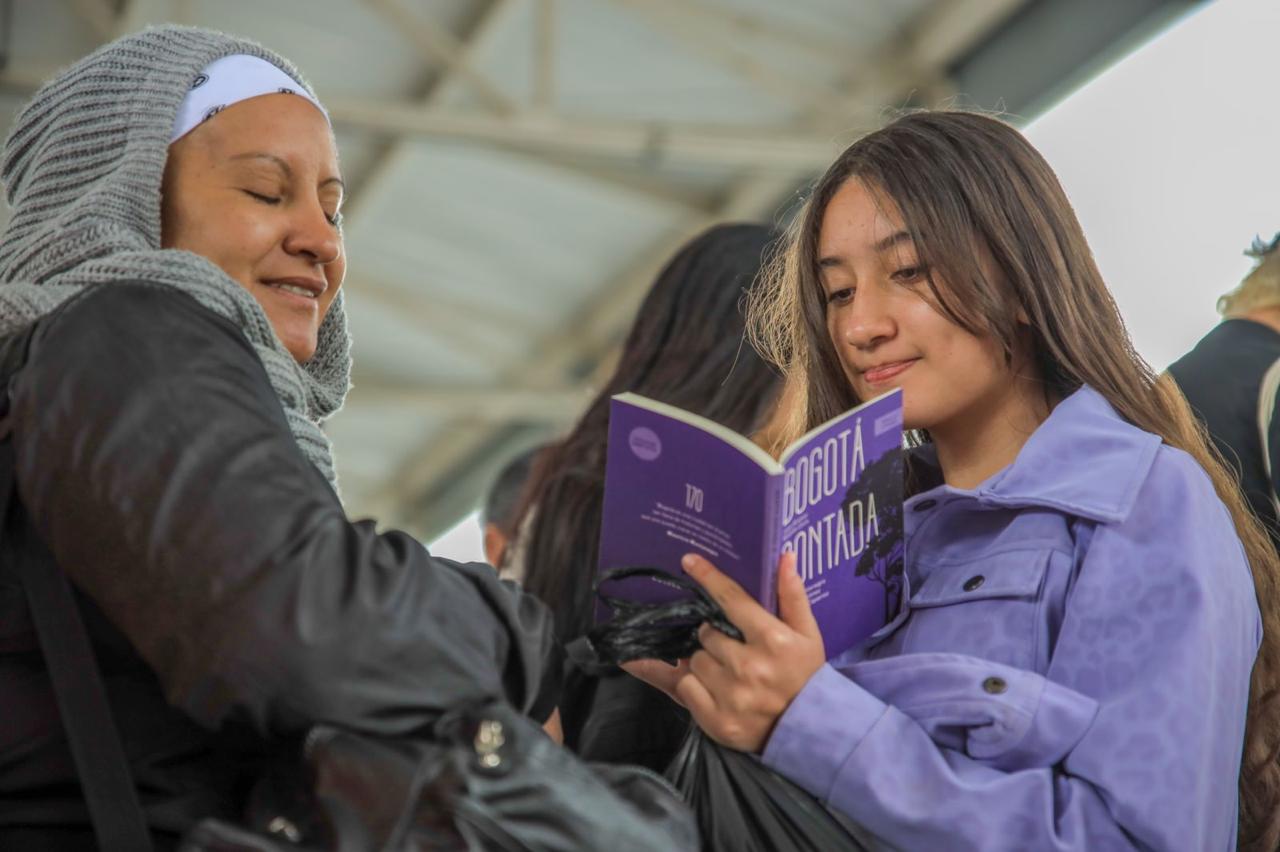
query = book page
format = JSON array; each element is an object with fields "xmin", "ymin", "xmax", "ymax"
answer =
[{"xmin": 597, "ymin": 397, "xmax": 773, "ymax": 617}]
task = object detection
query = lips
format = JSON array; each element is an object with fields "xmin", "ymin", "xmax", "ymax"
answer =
[
  {"xmin": 261, "ymin": 277, "xmax": 326, "ymax": 299},
  {"xmin": 861, "ymin": 359, "xmax": 918, "ymax": 385}
]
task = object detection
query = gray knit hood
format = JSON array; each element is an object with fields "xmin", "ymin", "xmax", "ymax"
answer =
[{"xmin": 0, "ymin": 25, "xmax": 352, "ymax": 488}]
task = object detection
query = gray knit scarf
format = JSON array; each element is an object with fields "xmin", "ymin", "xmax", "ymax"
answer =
[{"xmin": 0, "ymin": 25, "xmax": 351, "ymax": 489}]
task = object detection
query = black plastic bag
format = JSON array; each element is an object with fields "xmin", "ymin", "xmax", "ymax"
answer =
[
  {"xmin": 665, "ymin": 727, "xmax": 874, "ymax": 852},
  {"xmin": 585, "ymin": 566, "xmax": 743, "ymax": 664}
]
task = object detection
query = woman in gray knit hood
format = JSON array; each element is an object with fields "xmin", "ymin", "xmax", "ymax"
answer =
[
  {"xmin": 0, "ymin": 25, "xmax": 348, "ymax": 484},
  {"xmin": 0, "ymin": 25, "xmax": 558, "ymax": 850}
]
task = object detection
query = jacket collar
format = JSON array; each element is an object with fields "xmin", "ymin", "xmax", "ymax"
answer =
[{"xmin": 910, "ymin": 386, "xmax": 1162, "ymax": 524}]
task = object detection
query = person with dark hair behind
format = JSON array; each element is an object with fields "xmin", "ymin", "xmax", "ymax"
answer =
[
  {"xmin": 479, "ymin": 443, "xmax": 546, "ymax": 574},
  {"xmin": 1169, "ymin": 233, "xmax": 1280, "ymax": 548},
  {"xmin": 506, "ymin": 223, "xmax": 784, "ymax": 770}
]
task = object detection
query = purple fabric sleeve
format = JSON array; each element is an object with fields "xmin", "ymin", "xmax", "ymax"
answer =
[{"xmin": 761, "ymin": 664, "xmax": 886, "ymax": 797}]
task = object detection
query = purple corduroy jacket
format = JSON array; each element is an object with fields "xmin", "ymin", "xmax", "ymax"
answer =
[{"xmin": 763, "ymin": 386, "xmax": 1260, "ymax": 851}]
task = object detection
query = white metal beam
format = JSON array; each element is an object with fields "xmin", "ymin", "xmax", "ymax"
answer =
[
  {"xmin": 361, "ymin": 0, "xmax": 517, "ymax": 116},
  {"xmin": 526, "ymin": 150, "xmax": 718, "ymax": 213},
  {"xmin": 333, "ymin": 0, "xmax": 523, "ymax": 372},
  {"xmin": 324, "ymin": 100, "xmax": 843, "ymax": 170},
  {"xmin": 909, "ymin": 0, "xmax": 1028, "ymax": 69},
  {"xmin": 835, "ymin": 0, "xmax": 1027, "ymax": 105},
  {"xmin": 348, "ymin": 383, "xmax": 589, "ymax": 423},
  {"xmin": 606, "ymin": 0, "xmax": 847, "ymax": 115},
  {"xmin": 345, "ymin": 279, "xmax": 512, "ymax": 371},
  {"xmin": 646, "ymin": 0, "xmax": 856, "ymax": 62},
  {"xmin": 340, "ymin": 0, "xmax": 519, "ymax": 224}
]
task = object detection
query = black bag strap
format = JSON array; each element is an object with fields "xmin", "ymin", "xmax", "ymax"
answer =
[{"xmin": 0, "ymin": 326, "xmax": 154, "ymax": 851}]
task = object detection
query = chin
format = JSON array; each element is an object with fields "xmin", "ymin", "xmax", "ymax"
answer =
[
  {"xmin": 281, "ymin": 337, "xmax": 317, "ymax": 364},
  {"xmin": 899, "ymin": 402, "xmax": 929, "ymax": 433}
]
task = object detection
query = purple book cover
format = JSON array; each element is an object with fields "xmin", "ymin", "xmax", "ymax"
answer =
[{"xmin": 597, "ymin": 389, "xmax": 903, "ymax": 659}]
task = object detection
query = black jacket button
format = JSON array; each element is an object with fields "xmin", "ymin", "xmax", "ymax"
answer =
[{"xmin": 963, "ymin": 575, "xmax": 985, "ymax": 592}]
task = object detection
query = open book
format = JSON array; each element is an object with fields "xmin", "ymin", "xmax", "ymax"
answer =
[{"xmin": 597, "ymin": 389, "xmax": 905, "ymax": 660}]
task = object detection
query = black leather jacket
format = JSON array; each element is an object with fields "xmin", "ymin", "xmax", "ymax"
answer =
[{"xmin": 0, "ymin": 284, "xmax": 557, "ymax": 848}]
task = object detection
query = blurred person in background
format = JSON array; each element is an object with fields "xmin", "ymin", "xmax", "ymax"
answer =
[
  {"xmin": 1169, "ymin": 233, "xmax": 1280, "ymax": 547},
  {"xmin": 0, "ymin": 26, "xmax": 557, "ymax": 850},
  {"xmin": 480, "ymin": 443, "xmax": 547, "ymax": 575},
  {"xmin": 507, "ymin": 223, "xmax": 784, "ymax": 770}
]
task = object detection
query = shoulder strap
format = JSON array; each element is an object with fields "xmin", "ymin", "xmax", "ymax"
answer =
[
  {"xmin": 1257, "ymin": 356, "xmax": 1280, "ymax": 518},
  {"xmin": 0, "ymin": 328, "xmax": 154, "ymax": 851}
]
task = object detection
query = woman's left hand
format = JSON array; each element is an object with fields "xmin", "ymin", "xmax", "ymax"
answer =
[{"xmin": 622, "ymin": 551, "xmax": 825, "ymax": 753}]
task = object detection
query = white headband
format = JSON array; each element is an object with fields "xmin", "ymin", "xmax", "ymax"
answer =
[{"xmin": 170, "ymin": 54, "xmax": 328, "ymax": 143}]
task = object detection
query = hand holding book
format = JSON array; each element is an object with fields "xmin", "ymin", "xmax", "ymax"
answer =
[{"xmin": 622, "ymin": 550, "xmax": 825, "ymax": 754}]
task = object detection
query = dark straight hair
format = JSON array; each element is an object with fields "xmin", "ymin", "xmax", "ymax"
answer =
[
  {"xmin": 509, "ymin": 223, "xmax": 784, "ymax": 644},
  {"xmin": 749, "ymin": 109, "xmax": 1280, "ymax": 851}
]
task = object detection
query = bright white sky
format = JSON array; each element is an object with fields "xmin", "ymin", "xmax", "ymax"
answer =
[
  {"xmin": 1026, "ymin": 0, "xmax": 1280, "ymax": 371},
  {"xmin": 431, "ymin": 511, "xmax": 485, "ymax": 563},
  {"xmin": 430, "ymin": 0, "xmax": 1280, "ymax": 563}
]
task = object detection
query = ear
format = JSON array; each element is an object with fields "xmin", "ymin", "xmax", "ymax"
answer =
[
  {"xmin": 1015, "ymin": 305, "xmax": 1030, "ymax": 325},
  {"xmin": 483, "ymin": 523, "xmax": 507, "ymax": 569}
]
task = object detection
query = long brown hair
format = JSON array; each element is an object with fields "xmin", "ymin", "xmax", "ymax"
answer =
[{"xmin": 749, "ymin": 110, "xmax": 1280, "ymax": 850}]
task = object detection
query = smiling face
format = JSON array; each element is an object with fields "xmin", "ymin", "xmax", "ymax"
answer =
[
  {"xmin": 161, "ymin": 93, "xmax": 345, "ymax": 363},
  {"xmin": 817, "ymin": 178, "xmax": 1028, "ymax": 439}
]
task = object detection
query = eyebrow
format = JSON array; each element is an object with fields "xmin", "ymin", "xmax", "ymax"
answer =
[
  {"xmin": 818, "ymin": 229, "xmax": 915, "ymax": 269},
  {"xmin": 228, "ymin": 152, "xmax": 345, "ymax": 194},
  {"xmin": 873, "ymin": 230, "xmax": 914, "ymax": 252}
]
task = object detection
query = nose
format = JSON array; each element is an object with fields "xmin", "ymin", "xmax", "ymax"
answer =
[
  {"xmin": 837, "ymin": 282, "xmax": 896, "ymax": 351},
  {"xmin": 283, "ymin": 200, "xmax": 341, "ymax": 267}
]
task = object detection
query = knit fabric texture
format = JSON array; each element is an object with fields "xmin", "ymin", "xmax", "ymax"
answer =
[{"xmin": 0, "ymin": 25, "xmax": 351, "ymax": 489}]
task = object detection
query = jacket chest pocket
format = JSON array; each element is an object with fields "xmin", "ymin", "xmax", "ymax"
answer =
[{"xmin": 894, "ymin": 549, "xmax": 1051, "ymax": 671}]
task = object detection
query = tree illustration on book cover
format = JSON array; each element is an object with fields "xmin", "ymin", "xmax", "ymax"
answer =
[{"xmin": 844, "ymin": 448, "xmax": 905, "ymax": 622}]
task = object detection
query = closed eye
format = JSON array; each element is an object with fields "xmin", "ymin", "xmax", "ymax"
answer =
[
  {"xmin": 245, "ymin": 189, "xmax": 342, "ymax": 229},
  {"xmin": 244, "ymin": 190, "xmax": 281, "ymax": 205}
]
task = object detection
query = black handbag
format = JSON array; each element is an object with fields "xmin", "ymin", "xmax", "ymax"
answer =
[
  {"xmin": 181, "ymin": 703, "xmax": 697, "ymax": 851},
  {"xmin": 0, "ymin": 324, "xmax": 697, "ymax": 852}
]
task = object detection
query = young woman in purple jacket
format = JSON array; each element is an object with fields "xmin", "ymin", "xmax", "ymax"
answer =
[{"xmin": 627, "ymin": 110, "xmax": 1280, "ymax": 851}]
